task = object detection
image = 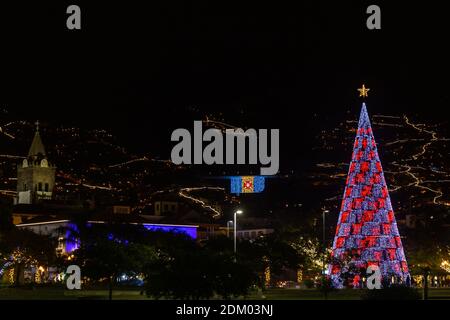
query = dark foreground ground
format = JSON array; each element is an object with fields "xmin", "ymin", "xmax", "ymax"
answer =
[{"xmin": 1, "ymin": 286, "xmax": 449, "ymax": 300}]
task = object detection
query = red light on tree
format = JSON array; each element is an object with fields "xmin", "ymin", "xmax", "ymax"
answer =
[{"xmin": 328, "ymin": 104, "xmax": 410, "ymax": 288}]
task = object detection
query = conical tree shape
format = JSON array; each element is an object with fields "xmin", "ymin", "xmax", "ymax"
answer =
[{"xmin": 329, "ymin": 103, "xmax": 410, "ymax": 288}]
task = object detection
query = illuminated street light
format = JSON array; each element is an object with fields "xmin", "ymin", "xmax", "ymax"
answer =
[{"xmin": 234, "ymin": 210, "xmax": 243, "ymax": 255}]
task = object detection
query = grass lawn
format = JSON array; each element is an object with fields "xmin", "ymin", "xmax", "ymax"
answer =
[
  {"xmin": 248, "ymin": 288, "xmax": 363, "ymax": 300},
  {"xmin": 0, "ymin": 286, "xmax": 148, "ymax": 300},
  {"xmin": 249, "ymin": 287, "xmax": 450, "ymax": 300},
  {"xmin": 1, "ymin": 286, "xmax": 450, "ymax": 300}
]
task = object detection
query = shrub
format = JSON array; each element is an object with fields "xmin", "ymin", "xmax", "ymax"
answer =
[{"xmin": 362, "ymin": 285, "xmax": 421, "ymax": 300}]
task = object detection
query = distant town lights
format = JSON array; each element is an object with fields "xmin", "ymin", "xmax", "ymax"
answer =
[{"xmin": 441, "ymin": 260, "xmax": 450, "ymax": 273}]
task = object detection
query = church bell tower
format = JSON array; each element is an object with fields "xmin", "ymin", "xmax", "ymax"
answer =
[{"xmin": 16, "ymin": 121, "xmax": 56, "ymax": 204}]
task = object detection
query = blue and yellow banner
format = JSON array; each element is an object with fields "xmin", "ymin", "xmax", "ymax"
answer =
[{"xmin": 230, "ymin": 176, "xmax": 265, "ymax": 194}]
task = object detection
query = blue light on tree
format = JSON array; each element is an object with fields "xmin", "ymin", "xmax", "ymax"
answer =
[{"xmin": 329, "ymin": 103, "xmax": 410, "ymax": 288}]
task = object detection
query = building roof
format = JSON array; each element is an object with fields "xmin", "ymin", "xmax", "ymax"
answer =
[
  {"xmin": 16, "ymin": 214, "xmax": 200, "ymax": 230},
  {"xmin": 28, "ymin": 129, "xmax": 46, "ymax": 157},
  {"xmin": 16, "ymin": 215, "xmax": 70, "ymax": 225}
]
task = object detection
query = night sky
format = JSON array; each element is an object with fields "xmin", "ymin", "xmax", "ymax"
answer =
[{"xmin": 1, "ymin": 1, "xmax": 449, "ymax": 157}]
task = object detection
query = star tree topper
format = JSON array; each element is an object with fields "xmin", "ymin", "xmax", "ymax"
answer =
[{"xmin": 357, "ymin": 84, "xmax": 370, "ymax": 98}]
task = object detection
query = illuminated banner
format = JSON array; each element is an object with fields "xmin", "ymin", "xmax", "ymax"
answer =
[{"xmin": 230, "ymin": 176, "xmax": 265, "ymax": 194}]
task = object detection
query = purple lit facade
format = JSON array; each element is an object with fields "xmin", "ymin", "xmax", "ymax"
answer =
[
  {"xmin": 17, "ymin": 220, "xmax": 198, "ymax": 255},
  {"xmin": 143, "ymin": 224, "xmax": 197, "ymax": 239}
]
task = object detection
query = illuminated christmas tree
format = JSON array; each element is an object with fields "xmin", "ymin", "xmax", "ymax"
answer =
[{"xmin": 328, "ymin": 103, "xmax": 410, "ymax": 288}]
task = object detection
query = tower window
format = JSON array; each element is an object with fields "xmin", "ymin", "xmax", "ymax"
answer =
[
  {"xmin": 45, "ymin": 183, "xmax": 49, "ymax": 192},
  {"xmin": 38, "ymin": 182, "xmax": 42, "ymax": 191},
  {"xmin": 23, "ymin": 183, "xmax": 27, "ymax": 190}
]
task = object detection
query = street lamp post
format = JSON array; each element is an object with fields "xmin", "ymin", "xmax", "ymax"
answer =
[
  {"xmin": 322, "ymin": 208, "xmax": 330, "ymax": 300},
  {"xmin": 322, "ymin": 209, "xmax": 330, "ymax": 275},
  {"xmin": 227, "ymin": 220, "xmax": 233, "ymax": 238},
  {"xmin": 234, "ymin": 210, "xmax": 243, "ymax": 254}
]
